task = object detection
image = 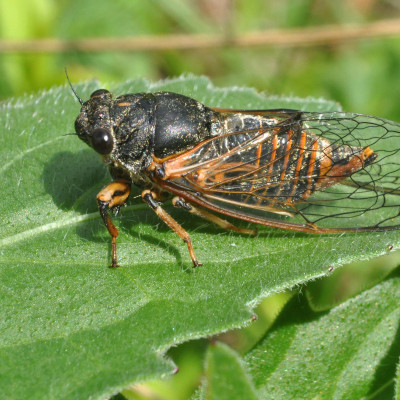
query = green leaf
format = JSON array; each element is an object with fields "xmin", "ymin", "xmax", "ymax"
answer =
[
  {"xmin": 1, "ymin": 75, "xmax": 399, "ymax": 399},
  {"xmin": 306, "ymin": 251, "xmax": 400, "ymax": 311},
  {"xmin": 245, "ymin": 274, "xmax": 400, "ymax": 399},
  {"xmin": 195, "ymin": 275, "xmax": 400, "ymax": 400},
  {"xmin": 396, "ymin": 358, "xmax": 400, "ymax": 400},
  {"xmin": 204, "ymin": 342, "xmax": 259, "ymax": 400}
]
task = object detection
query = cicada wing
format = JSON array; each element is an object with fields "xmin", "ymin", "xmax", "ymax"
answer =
[{"xmin": 161, "ymin": 111, "xmax": 400, "ymax": 232}]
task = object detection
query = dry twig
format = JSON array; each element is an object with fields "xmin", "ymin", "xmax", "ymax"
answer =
[{"xmin": 0, "ymin": 18, "xmax": 399, "ymax": 53}]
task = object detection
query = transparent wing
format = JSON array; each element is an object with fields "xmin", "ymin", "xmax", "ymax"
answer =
[{"xmin": 160, "ymin": 110, "xmax": 400, "ymax": 231}]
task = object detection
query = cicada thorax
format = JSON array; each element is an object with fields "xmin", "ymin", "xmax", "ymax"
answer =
[{"xmin": 161, "ymin": 111, "xmax": 377, "ymax": 211}]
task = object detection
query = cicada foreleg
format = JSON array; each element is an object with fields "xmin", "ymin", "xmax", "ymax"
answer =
[
  {"xmin": 172, "ymin": 197, "xmax": 258, "ymax": 236},
  {"xmin": 97, "ymin": 181, "xmax": 131, "ymax": 268},
  {"xmin": 141, "ymin": 190, "xmax": 203, "ymax": 267}
]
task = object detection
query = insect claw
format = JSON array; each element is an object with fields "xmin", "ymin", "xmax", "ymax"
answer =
[
  {"xmin": 192, "ymin": 260, "xmax": 203, "ymax": 268},
  {"xmin": 112, "ymin": 205, "xmax": 121, "ymax": 216}
]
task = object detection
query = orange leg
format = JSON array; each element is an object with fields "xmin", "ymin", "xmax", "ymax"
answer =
[
  {"xmin": 142, "ymin": 190, "xmax": 203, "ymax": 267},
  {"xmin": 172, "ymin": 196, "xmax": 258, "ymax": 236},
  {"xmin": 97, "ymin": 181, "xmax": 131, "ymax": 268}
]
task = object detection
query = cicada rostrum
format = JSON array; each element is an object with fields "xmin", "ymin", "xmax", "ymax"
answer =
[{"xmin": 70, "ymin": 82, "xmax": 400, "ymax": 268}]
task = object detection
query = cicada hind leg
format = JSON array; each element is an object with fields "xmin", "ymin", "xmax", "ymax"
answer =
[
  {"xmin": 172, "ymin": 197, "xmax": 258, "ymax": 236},
  {"xmin": 97, "ymin": 181, "xmax": 131, "ymax": 268},
  {"xmin": 141, "ymin": 190, "xmax": 203, "ymax": 267}
]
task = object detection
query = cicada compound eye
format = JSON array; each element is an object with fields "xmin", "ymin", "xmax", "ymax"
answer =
[{"xmin": 91, "ymin": 128, "xmax": 113, "ymax": 154}]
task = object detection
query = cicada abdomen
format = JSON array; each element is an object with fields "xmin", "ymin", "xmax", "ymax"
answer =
[
  {"xmin": 206, "ymin": 111, "xmax": 377, "ymax": 205},
  {"xmin": 160, "ymin": 110, "xmax": 400, "ymax": 232}
]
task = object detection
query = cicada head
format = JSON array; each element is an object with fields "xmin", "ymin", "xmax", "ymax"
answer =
[
  {"xmin": 74, "ymin": 89, "xmax": 115, "ymax": 156},
  {"xmin": 74, "ymin": 88, "xmax": 158, "ymax": 179}
]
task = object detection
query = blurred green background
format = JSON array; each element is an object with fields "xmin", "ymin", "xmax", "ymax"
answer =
[
  {"xmin": 1, "ymin": 0, "xmax": 400, "ymax": 120},
  {"xmin": 2, "ymin": 1, "xmax": 400, "ymax": 398}
]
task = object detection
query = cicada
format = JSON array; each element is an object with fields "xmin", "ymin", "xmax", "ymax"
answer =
[{"xmin": 70, "ymin": 83, "xmax": 400, "ymax": 267}]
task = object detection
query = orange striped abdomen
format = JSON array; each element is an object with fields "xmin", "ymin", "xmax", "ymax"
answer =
[
  {"xmin": 286, "ymin": 131, "xmax": 377, "ymax": 203},
  {"xmin": 250, "ymin": 129, "xmax": 377, "ymax": 205}
]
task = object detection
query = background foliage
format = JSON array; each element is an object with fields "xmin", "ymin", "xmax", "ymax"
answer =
[
  {"xmin": 1, "ymin": 1, "xmax": 400, "ymax": 399},
  {"xmin": 2, "ymin": 0, "xmax": 400, "ymax": 120}
]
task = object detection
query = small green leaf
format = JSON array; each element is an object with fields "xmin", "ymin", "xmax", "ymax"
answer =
[
  {"xmin": 306, "ymin": 251, "xmax": 400, "ymax": 311},
  {"xmin": 245, "ymin": 274, "xmax": 400, "ymax": 399},
  {"xmin": 205, "ymin": 342, "xmax": 259, "ymax": 400},
  {"xmin": 1, "ymin": 75, "xmax": 399, "ymax": 399},
  {"xmin": 396, "ymin": 358, "xmax": 400, "ymax": 399}
]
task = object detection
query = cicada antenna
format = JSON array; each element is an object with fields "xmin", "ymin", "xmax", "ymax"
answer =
[{"xmin": 65, "ymin": 67, "xmax": 84, "ymax": 106}]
